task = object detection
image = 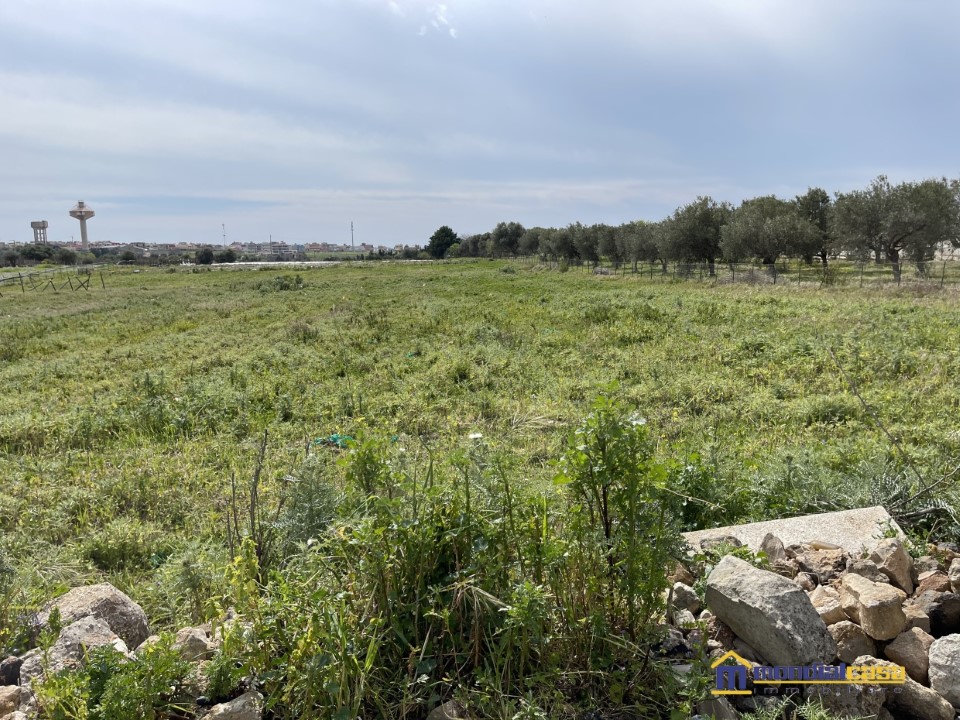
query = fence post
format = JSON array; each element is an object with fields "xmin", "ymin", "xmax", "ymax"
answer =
[
  {"xmin": 773, "ymin": 264, "xmax": 778, "ymax": 285},
  {"xmin": 732, "ymin": 264, "xmax": 736, "ymax": 283},
  {"xmin": 798, "ymin": 262, "xmax": 802, "ymax": 285},
  {"xmin": 897, "ymin": 262, "xmax": 901, "ymax": 286},
  {"xmin": 859, "ymin": 263, "xmax": 864, "ymax": 288},
  {"xmin": 19, "ymin": 273, "xmax": 24, "ymax": 293},
  {"xmin": 941, "ymin": 261, "xmax": 947, "ymax": 289}
]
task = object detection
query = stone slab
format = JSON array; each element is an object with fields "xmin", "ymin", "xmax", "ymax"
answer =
[{"xmin": 683, "ymin": 506, "xmax": 903, "ymax": 555}]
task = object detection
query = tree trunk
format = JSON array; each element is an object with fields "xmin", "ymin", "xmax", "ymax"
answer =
[
  {"xmin": 819, "ymin": 250, "xmax": 828, "ymax": 268},
  {"xmin": 660, "ymin": 259, "xmax": 668, "ymax": 275},
  {"xmin": 707, "ymin": 257, "xmax": 716, "ymax": 277},
  {"xmin": 887, "ymin": 247, "xmax": 902, "ymax": 282}
]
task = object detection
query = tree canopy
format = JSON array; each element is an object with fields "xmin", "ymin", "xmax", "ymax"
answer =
[{"xmin": 426, "ymin": 225, "xmax": 459, "ymax": 259}]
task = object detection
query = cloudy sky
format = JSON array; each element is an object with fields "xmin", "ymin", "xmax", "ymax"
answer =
[{"xmin": 1, "ymin": 1, "xmax": 958, "ymax": 247}]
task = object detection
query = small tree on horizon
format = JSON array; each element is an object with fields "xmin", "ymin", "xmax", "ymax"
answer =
[{"xmin": 426, "ymin": 226, "xmax": 459, "ymax": 259}]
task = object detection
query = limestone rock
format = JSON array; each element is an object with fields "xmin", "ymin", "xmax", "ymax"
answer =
[
  {"xmin": 670, "ymin": 563, "xmax": 696, "ymax": 586},
  {"xmin": 828, "ymin": 620, "xmax": 876, "ymax": 663},
  {"xmin": 870, "ymin": 538, "xmax": 915, "ymax": 594},
  {"xmin": 949, "ymin": 558, "xmax": 960, "ymax": 595},
  {"xmin": 839, "ymin": 573, "xmax": 907, "ymax": 640},
  {"xmin": 19, "ymin": 617, "xmax": 128, "ymax": 687},
  {"xmin": 705, "ymin": 555, "xmax": 835, "ymax": 666},
  {"xmin": 36, "ymin": 583, "xmax": 149, "ymax": 648},
  {"xmin": 915, "ymin": 556, "xmax": 943, "ymax": 576},
  {"xmin": 203, "ymin": 691, "xmax": 263, "ymax": 720},
  {"xmin": 928, "ymin": 634, "xmax": 960, "ymax": 709},
  {"xmin": 426, "ymin": 700, "xmax": 469, "ymax": 720},
  {"xmin": 0, "ymin": 711, "xmax": 30, "ymax": 720},
  {"xmin": 818, "ymin": 676, "xmax": 886, "ymax": 720},
  {"xmin": 846, "ymin": 558, "xmax": 889, "ymax": 583},
  {"xmin": 907, "ymin": 591, "xmax": 960, "ymax": 637},
  {"xmin": 795, "ymin": 547, "xmax": 847, "ymax": 584},
  {"xmin": 794, "ymin": 573, "xmax": 816, "ymax": 592},
  {"xmin": 0, "ymin": 657, "xmax": 20, "ymax": 686},
  {"xmin": 917, "ymin": 572, "xmax": 952, "ymax": 594},
  {"xmin": 670, "ymin": 582, "xmax": 700, "ymax": 614},
  {"xmin": 0, "ymin": 686, "xmax": 20, "ymax": 717},
  {"xmin": 856, "ymin": 655, "xmax": 954, "ymax": 720},
  {"xmin": 174, "ymin": 626, "xmax": 217, "ymax": 662},
  {"xmin": 884, "ymin": 627, "xmax": 934, "ymax": 684},
  {"xmin": 808, "ymin": 584, "xmax": 846, "ymax": 625},
  {"xmin": 700, "ymin": 535, "xmax": 742, "ymax": 551},
  {"xmin": 904, "ymin": 604, "xmax": 932, "ymax": 634},
  {"xmin": 759, "ymin": 533, "xmax": 787, "ymax": 564}
]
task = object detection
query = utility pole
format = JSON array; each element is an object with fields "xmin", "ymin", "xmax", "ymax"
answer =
[
  {"xmin": 222, "ymin": 223, "xmax": 226, "ymax": 247},
  {"xmin": 351, "ymin": 221, "xmax": 355, "ymax": 251}
]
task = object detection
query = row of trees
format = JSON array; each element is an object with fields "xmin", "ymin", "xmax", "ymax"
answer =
[{"xmin": 446, "ymin": 176, "xmax": 960, "ymax": 281}]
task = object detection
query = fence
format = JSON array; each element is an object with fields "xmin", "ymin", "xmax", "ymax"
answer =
[
  {"xmin": 0, "ymin": 266, "xmax": 105, "ymax": 297},
  {"xmin": 514, "ymin": 257, "xmax": 960, "ymax": 289}
]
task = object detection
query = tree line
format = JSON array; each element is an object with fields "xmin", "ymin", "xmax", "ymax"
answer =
[{"xmin": 437, "ymin": 175, "xmax": 960, "ymax": 282}]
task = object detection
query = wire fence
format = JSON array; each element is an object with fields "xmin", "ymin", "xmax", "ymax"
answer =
[
  {"xmin": 513, "ymin": 256, "xmax": 960, "ymax": 289},
  {"xmin": 0, "ymin": 266, "xmax": 106, "ymax": 297}
]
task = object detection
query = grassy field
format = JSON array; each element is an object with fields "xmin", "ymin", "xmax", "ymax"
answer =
[{"xmin": 2, "ymin": 259, "xmax": 960, "ymax": 716}]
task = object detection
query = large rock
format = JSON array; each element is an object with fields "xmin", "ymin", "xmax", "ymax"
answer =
[
  {"xmin": 949, "ymin": 558, "xmax": 960, "ymax": 595},
  {"xmin": 907, "ymin": 591, "xmax": 960, "ymax": 636},
  {"xmin": 828, "ymin": 620, "xmax": 876, "ymax": 663},
  {"xmin": 0, "ymin": 657, "xmax": 20, "ymax": 686},
  {"xmin": 173, "ymin": 626, "xmax": 218, "ymax": 662},
  {"xmin": 426, "ymin": 700, "xmax": 469, "ymax": 720},
  {"xmin": 19, "ymin": 616, "xmax": 128, "ymax": 686},
  {"xmin": 0, "ymin": 686, "xmax": 20, "ymax": 716},
  {"xmin": 870, "ymin": 537, "xmax": 915, "ymax": 594},
  {"xmin": 683, "ymin": 506, "xmax": 904, "ymax": 553},
  {"xmin": 928, "ymin": 634, "xmax": 960, "ymax": 709},
  {"xmin": 884, "ymin": 627, "xmax": 934, "ymax": 684},
  {"xmin": 808, "ymin": 584, "xmax": 847, "ymax": 625},
  {"xmin": 36, "ymin": 583, "xmax": 149, "ymax": 648},
  {"xmin": 795, "ymin": 547, "xmax": 848, "ymax": 584},
  {"xmin": 856, "ymin": 656, "xmax": 954, "ymax": 720},
  {"xmin": 904, "ymin": 603, "xmax": 932, "ymax": 634},
  {"xmin": 917, "ymin": 571, "xmax": 952, "ymax": 594},
  {"xmin": 670, "ymin": 583, "xmax": 700, "ymax": 614},
  {"xmin": 203, "ymin": 691, "xmax": 263, "ymax": 720},
  {"xmin": 839, "ymin": 574, "xmax": 906, "ymax": 640},
  {"xmin": 704, "ymin": 555, "xmax": 835, "ymax": 666}
]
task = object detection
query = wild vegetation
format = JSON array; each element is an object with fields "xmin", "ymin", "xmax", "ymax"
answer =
[{"xmin": 2, "ymin": 260, "xmax": 960, "ymax": 718}]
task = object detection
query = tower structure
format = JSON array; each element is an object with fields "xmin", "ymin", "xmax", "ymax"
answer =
[
  {"xmin": 30, "ymin": 221, "xmax": 49, "ymax": 244},
  {"xmin": 69, "ymin": 201, "xmax": 95, "ymax": 250}
]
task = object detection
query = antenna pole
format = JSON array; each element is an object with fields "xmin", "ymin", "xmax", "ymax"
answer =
[
  {"xmin": 351, "ymin": 221, "xmax": 355, "ymax": 250},
  {"xmin": 222, "ymin": 223, "xmax": 226, "ymax": 247}
]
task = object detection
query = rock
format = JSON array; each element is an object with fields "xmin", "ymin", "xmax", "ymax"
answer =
[
  {"xmin": 884, "ymin": 627, "xmax": 934, "ymax": 684},
  {"xmin": 203, "ymin": 691, "xmax": 263, "ymax": 720},
  {"xmin": 36, "ymin": 583, "xmax": 149, "ymax": 648},
  {"xmin": 0, "ymin": 657, "xmax": 20, "ymax": 686},
  {"xmin": 673, "ymin": 609, "xmax": 697, "ymax": 630},
  {"xmin": 794, "ymin": 573, "xmax": 817, "ymax": 592},
  {"xmin": 936, "ymin": 542, "xmax": 959, "ymax": 560},
  {"xmin": 700, "ymin": 535, "xmax": 742, "ymax": 551},
  {"xmin": 904, "ymin": 603, "xmax": 932, "ymax": 633},
  {"xmin": 907, "ymin": 591, "xmax": 960, "ymax": 636},
  {"xmin": 703, "ymin": 615, "xmax": 736, "ymax": 651},
  {"xmin": 19, "ymin": 616, "xmax": 128, "ymax": 686},
  {"xmin": 670, "ymin": 582, "xmax": 701, "ymax": 614},
  {"xmin": 877, "ymin": 708, "xmax": 895, "ymax": 720},
  {"xmin": 683, "ymin": 506, "xmax": 905, "ymax": 554},
  {"xmin": 654, "ymin": 626, "xmax": 687, "ymax": 658},
  {"xmin": 705, "ymin": 555, "xmax": 835, "ymax": 666},
  {"xmin": 949, "ymin": 558, "xmax": 960, "ymax": 595},
  {"xmin": 670, "ymin": 563, "xmax": 696, "ymax": 586},
  {"xmin": 829, "ymin": 620, "xmax": 876, "ymax": 663},
  {"xmin": 928, "ymin": 634, "xmax": 960, "ymax": 709},
  {"xmin": 426, "ymin": 700, "xmax": 469, "ymax": 720},
  {"xmin": 16, "ymin": 686, "xmax": 35, "ymax": 716},
  {"xmin": 699, "ymin": 609, "xmax": 713, "ymax": 622},
  {"xmin": 0, "ymin": 686, "xmax": 20, "ymax": 716},
  {"xmin": 869, "ymin": 538, "xmax": 915, "ymax": 594},
  {"xmin": 808, "ymin": 585, "xmax": 847, "ymax": 626},
  {"xmin": 917, "ymin": 572, "xmax": 953, "ymax": 594},
  {"xmin": 759, "ymin": 533, "xmax": 787, "ymax": 564},
  {"xmin": 838, "ymin": 574, "xmax": 907, "ymax": 640},
  {"xmin": 856, "ymin": 655, "xmax": 954, "ymax": 720},
  {"xmin": 915, "ymin": 555, "xmax": 943, "ymax": 575},
  {"xmin": 846, "ymin": 558, "xmax": 889, "ymax": 583},
  {"xmin": 1, "ymin": 711, "xmax": 30, "ymax": 720},
  {"xmin": 174, "ymin": 626, "xmax": 217, "ymax": 662},
  {"xmin": 795, "ymin": 547, "xmax": 847, "ymax": 584},
  {"xmin": 732, "ymin": 638, "xmax": 763, "ymax": 663},
  {"xmin": 696, "ymin": 696, "xmax": 737, "ymax": 720},
  {"xmin": 818, "ymin": 675, "xmax": 886, "ymax": 720}
]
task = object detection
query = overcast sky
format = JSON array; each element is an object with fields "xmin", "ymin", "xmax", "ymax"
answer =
[{"xmin": 1, "ymin": 1, "xmax": 958, "ymax": 247}]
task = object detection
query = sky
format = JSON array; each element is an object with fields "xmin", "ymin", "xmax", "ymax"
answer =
[{"xmin": 1, "ymin": 1, "xmax": 959, "ymax": 247}]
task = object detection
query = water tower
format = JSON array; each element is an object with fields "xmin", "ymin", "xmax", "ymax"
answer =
[
  {"xmin": 69, "ymin": 200, "xmax": 95, "ymax": 250},
  {"xmin": 30, "ymin": 221, "xmax": 49, "ymax": 244}
]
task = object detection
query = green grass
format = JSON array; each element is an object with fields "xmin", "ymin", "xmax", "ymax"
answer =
[{"xmin": 3, "ymin": 259, "xmax": 960, "ymax": 617}]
